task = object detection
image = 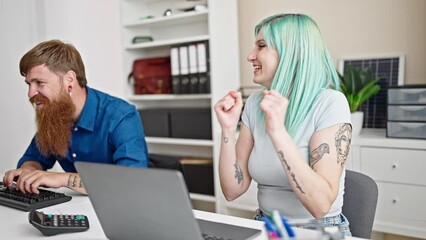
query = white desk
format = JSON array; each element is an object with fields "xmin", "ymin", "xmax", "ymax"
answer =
[{"xmin": 0, "ymin": 188, "xmax": 361, "ymax": 240}]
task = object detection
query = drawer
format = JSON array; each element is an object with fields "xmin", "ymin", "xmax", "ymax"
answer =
[
  {"xmin": 388, "ymin": 87, "xmax": 426, "ymax": 104},
  {"xmin": 169, "ymin": 108, "xmax": 212, "ymax": 140},
  {"xmin": 138, "ymin": 108, "xmax": 170, "ymax": 137},
  {"xmin": 360, "ymin": 147, "xmax": 426, "ymax": 186},
  {"xmin": 388, "ymin": 105, "xmax": 426, "ymax": 122},
  {"xmin": 387, "ymin": 121, "xmax": 426, "ymax": 139},
  {"xmin": 375, "ymin": 182, "xmax": 426, "ymax": 225}
]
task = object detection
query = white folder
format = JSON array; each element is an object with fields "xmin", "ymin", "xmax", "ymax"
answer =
[
  {"xmin": 179, "ymin": 45, "xmax": 190, "ymax": 93},
  {"xmin": 170, "ymin": 47, "xmax": 180, "ymax": 76},
  {"xmin": 179, "ymin": 46, "xmax": 189, "ymax": 75}
]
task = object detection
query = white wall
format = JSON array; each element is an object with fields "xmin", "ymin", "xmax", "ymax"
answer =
[
  {"xmin": 0, "ymin": 0, "xmax": 123, "ymax": 174},
  {"xmin": 238, "ymin": 0, "xmax": 426, "ymax": 87},
  {"xmin": 41, "ymin": 0, "xmax": 124, "ymax": 97},
  {"xmin": 0, "ymin": 1, "xmax": 38, "ymax": 174}
]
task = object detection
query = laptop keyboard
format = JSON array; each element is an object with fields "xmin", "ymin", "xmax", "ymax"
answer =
[
  {"xmin": 0, "ymin": 182, "xmax": 72, "ymax": 211},
  {"xmin": 202, "ymin": 233, "xmax": 232, "ymax": 240}
]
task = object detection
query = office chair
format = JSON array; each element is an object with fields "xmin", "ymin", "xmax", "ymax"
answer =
[{"xmin": 342, "ymin": 170, "xmax": 378, "ymax": 239}]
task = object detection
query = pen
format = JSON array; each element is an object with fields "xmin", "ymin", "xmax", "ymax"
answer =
[
  {"xmin": 281, "ymin": 214, "xmax": 296, "ymax": 239},
  {"xmin": 259, "ymin": 216, "xmax": 282, "ymax": 239}
]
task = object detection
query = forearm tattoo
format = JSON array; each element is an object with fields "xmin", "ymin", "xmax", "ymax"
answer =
[
  {"xmin": 224, "ymin": 137, "xmax": 229, "ymax": 143},
  {"xmin": 277, "ymin": 151, "xmax": 305, "ymax": 194},
  {"xmin": 233, "ymin": 161, "xmax": 243, "ymax": 184},
  {"xmin": 309, "ymin": 143, "xmax": 330, "ymax": 170},
  {"xmin": 335, "ymin": 123, "xmax": 352, "ymax": 167},
  {"xmin": 67, "ymin": 174, "xmax": 83, "ymax": 188}
]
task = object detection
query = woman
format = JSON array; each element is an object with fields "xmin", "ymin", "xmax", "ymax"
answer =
[{"xmin": 214, "ymin": 13, "xmax": 352, "ymax": 236}]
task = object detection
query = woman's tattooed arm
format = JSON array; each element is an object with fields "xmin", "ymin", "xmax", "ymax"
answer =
[{"xmin": 278, "ymin": 151, "xmax": 305, "ymax": 194}]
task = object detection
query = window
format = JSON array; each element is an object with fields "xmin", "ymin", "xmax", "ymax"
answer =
[{"xmin": 338, "ymin": 56, "xmax": 405, "ymax": 128}]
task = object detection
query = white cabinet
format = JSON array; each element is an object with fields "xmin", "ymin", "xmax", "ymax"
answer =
[
  {"xmin": 119, "ymin": 0, "xmax": 240, "ymax": 212},
  {"xmin": 350, "ymin": 129, "xmax": 426, "ymax": 239}
]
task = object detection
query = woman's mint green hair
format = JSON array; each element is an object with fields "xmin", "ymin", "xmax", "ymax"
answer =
[{"xmin": 255, "ymin": 13, "xmax": 339, "ymax": 137}]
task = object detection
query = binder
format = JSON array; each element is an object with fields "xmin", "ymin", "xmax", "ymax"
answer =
[
  {"xmin": 188, "ymin": 44, "xmax": 199, "ymax": 94},
  {"xmin": 170, "ymin": 46, "xmax": 181, "ymax": 94},
  {"xmin": 179, "ymin": 45, "xmax": 190, "ymax": 94},
  {"xmin": 197, "ymin": 41, "xmax": 210, "ymax": 93}
]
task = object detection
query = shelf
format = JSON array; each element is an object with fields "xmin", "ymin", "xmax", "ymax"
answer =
[
  {"xmin": 190, "ymin": 193, "xmax": 216, "ymax": 202},
  {"xmin": 352, "ymin": 128, "xmax": 426, "ymax": 149},
  {"xmin": 146, "ymin": 137, "xmax": 213, "ymax": 146},
  {"xmin": 125, "ymin": 35, "xmax": 209, "ymax": 50},
  {"xmin": 123, "ymin": 10, "xmax": 208, "ymax": 28},
  {"xmin": 128, "ymin": 94, "xmax": 211, "ymax": 101},
  {"xmin": 121, "ymin": 0, "xmax": 240, "ymax": 215},
  {"xmin": 125, "ymin": 0, "xmax": 201, "ymax": 4}
]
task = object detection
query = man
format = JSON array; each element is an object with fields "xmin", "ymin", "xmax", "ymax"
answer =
[{"xmin": 2, "ymin": 40, "xmax": 148, "ymax": 194}]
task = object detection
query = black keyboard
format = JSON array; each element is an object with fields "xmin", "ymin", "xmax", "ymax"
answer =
[{"xmin": 0, "ymin": 182, "xmax": 72, "ymax": 211}]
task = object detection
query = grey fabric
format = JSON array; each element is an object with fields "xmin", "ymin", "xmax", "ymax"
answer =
[
  {"xmin": 244, "ymin": 89, "xmax": 351, "ymax": 219},
  {"xmin": 343, "ymin": 170, "xmax": 378, "ymax": 239}
]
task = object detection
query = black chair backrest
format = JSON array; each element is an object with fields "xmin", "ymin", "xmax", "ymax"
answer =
[
  {"xmin": 148, "ymin": 154, "xmax": 185, "ymax": 174},
  {"xmin": 342, "ymin": 170, "xmax": 379, "ymax": 239}
]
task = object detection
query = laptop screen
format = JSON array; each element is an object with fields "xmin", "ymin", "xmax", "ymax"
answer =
[{"xmin": 75, "ymin": 162, "xmax": 261, "ymax": 240}]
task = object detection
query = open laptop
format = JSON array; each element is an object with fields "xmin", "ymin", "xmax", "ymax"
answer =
[{"xmin": 75, "ymin": 161, "xmax": 261, "ymax": 240}]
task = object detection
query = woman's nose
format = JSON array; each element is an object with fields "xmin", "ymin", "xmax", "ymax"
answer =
[{"xmin": 247, "ymin": 49, "xmax": 256, "ymax": 62}]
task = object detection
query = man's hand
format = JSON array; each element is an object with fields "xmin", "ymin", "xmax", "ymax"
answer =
[
  {"xmin": 3, "ymin": 168, "xmax": 68, "ymax": 194},
  {"xmin": 15, "ymin": 170, "xmax": 69, "ymax": 194},
  {"xmin": 3, "ymin": 167, "xmax": 37, "ymax": 188}
]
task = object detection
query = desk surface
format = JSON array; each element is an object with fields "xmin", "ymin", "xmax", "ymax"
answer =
[{"xmin": 0, "ymin": 188, "xmax": 361, "ymax": 240}]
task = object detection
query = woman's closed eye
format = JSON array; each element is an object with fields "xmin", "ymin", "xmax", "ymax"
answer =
[{"xmin": 257, "ymin": 42, "xmax": 266, "ymax": 49}]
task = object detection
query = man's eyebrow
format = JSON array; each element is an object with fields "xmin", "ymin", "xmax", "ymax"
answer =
[{"xmin": 25, "ymin": 78, "xmax": 43, "ymax": 84}]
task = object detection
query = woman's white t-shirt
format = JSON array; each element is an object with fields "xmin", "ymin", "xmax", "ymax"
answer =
[{"xmin": 242, "ymin": 89, "xmax": 351, "ymax": 220}]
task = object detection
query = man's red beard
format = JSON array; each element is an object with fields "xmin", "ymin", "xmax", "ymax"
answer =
[{"xmin": 30, "ymin": 91, "xmax": 75, "ymax": 158}]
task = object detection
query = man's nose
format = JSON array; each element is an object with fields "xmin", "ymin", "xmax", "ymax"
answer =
[{"xmin": 28, "ymin": 86, "xmax": 38, "ymax": 99}]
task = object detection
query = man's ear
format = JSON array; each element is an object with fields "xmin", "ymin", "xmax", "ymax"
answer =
[{"xmin": 63, "ymin": 70, "xmax": 77, "ymax": 87}]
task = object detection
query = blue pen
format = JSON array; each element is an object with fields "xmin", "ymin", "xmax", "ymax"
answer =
[
  {"xmin": 281, "ymin": 215, "xmax": 296, "ymax": 239},
  {"xmin": 259, "ymin": 216, "xmax": 282, "ymax": 238}
]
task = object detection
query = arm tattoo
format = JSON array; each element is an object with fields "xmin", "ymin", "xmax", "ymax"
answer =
[
  {"xmin": 335, "ymin": 123, "xmax": 352, "ymax": 167},
  {"xmin": 277, "ymin": 151, "xmax": 305, "ymax": 194},
  {"xmin": 224, "ymin": 137, "xmax": 229, "ymax": 143},
  {"xmin": 67, "ymin": 174, "xmax": 84, "ymax": 188},
  {"xmin": 309, "ymin": 143, "xmax": 330, "ymax": 169},
  {"xmin": 233, "ymin": 161, "xmax": 243, "ymax": 184}
]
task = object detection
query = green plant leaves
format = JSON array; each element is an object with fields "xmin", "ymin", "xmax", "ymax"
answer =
[{"xmin": 338, "ymin": 66, "xmax": 381, "ymax": 113}]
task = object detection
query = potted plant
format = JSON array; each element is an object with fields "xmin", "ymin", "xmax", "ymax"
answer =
[{"xmin": 338, "ymin": 66, "xmax": 381, "ymax": 135}]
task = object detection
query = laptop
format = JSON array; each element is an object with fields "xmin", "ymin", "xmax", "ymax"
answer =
[{"xmin": 75, "ymin": 161, "xmax": 262, "ymax": 240}]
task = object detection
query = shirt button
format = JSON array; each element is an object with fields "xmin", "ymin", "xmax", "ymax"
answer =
[
  {"xmin": 72, "ymin": 153, "xmax": 77, "ymax": 158},
  {"xmin": 74, "ymin": 127, "xmax": 78, "ymax": 131}
]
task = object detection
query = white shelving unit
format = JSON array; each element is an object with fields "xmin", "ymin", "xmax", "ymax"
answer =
[
  {"xmin": 348, "ymin": 129, "xmax": 426, "ymax": 239},
  {"xmin": 119, "ymin": 0, "xmax": 240, "ymax": 213},
  {"xmin": 123, "ymin": 9, "xmax": 208, "ymax": 27}
]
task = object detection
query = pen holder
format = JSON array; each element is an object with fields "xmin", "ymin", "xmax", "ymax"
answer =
[
  {"xmin": 263, "ymin": 216, "xmax": 344, "ymax": 240},
  {"xmin": 261, "ymin": 211, "xmax": 297, "ymax": 240}
]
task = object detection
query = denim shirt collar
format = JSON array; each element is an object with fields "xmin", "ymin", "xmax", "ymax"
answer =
[{"xmin": 75, "ymin": 86, "xmax": 97, "ymax": 132}]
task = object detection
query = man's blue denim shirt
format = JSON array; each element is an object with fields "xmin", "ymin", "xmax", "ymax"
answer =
[{"xmin": 18, "ymin": 86, "xmax": 148, "ymax": 172}]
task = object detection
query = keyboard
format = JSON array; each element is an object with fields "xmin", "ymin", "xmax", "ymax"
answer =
[{"xmin": 0, "ymin": 182, "xmax": 72, "ymax": 211}]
